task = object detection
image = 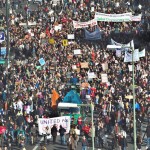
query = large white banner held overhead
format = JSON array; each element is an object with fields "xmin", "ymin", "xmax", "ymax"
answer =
[
  {"xmin": 73, "ymin": 19, "xmax": 97, "ymax": 29},
  {"xmin": 38, "ymin": 116, "xmax": 71, "ymax": 135},
  {"xmin": 95, "ymin": 12, "xmax": 141, "ymax": 22}
]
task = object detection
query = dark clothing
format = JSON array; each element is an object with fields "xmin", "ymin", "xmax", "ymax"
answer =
[
  {"xmin": 146, "ymin": 125, "xmax": 150, "ymax": 137},
  {"xmin": 119, "ymin": 137, "xmax": 128, "ymax": 149},
  {"xmin": 59, "ymin": 127, "xmax": 66, "ymax": 136},
  {"xmin": 51, "ymin": 126, "xmax": 57, "ymax": 143}
]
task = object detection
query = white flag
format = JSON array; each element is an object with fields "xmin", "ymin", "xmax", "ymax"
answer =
[
  {"xmin": 139, "ymin": 49, "xmax": 145, "ymax": 57},
  {"xmin": 124, "ymin": 49, "xmax": 139, "ymax": 62}
]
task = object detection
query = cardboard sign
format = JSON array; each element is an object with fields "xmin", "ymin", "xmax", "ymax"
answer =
[
  {"xmin": 80, "ymin": 62, "xmax": 89, "ymax": 68},
  {"xmin": 74, "ymin": 49, "xmax": 81, "ymax": 55},
  {"xmin": 62, "ymin": 39, "xmax": 68, "ymax": 46},
  {"xmin": 101, "ymin": 74, "xmax": 108, "ymax": 83},
  {"xmin": 67, "ymin": 34, "xmax": 75, "ymax": 39},
  {"xmin": 49, "ymin": 38, "xmax": 55, "ymax": 44}
]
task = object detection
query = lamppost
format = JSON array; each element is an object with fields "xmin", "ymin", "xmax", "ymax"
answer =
[{"xmin": 107, "ymin": 44, "xmax": 137, "ymax": 150}]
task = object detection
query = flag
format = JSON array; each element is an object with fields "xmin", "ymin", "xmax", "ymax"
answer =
[
  {"xmin": 51, "ymin": 90, "xmax": 60, "ymax": 109},
  {"xmin": 124, "ymin": 49, "xmax": 139, "ymax": 62},
  {"xmin": 139, "ymin": 49, "xmax": 145, "ymax": 57}
]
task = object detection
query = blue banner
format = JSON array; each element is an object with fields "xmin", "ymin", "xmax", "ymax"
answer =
[{"xmin": 85, "ymin": 27, "xmax": 101, "ymax": 40}]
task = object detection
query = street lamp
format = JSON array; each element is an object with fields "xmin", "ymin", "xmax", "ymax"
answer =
[{"xmin": 107, "ymin": 44, "xmax": 137, "ymax": 150}]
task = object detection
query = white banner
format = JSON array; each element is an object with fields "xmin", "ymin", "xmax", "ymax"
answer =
[
  {"xmin": 131, "ymin": 15, "xmax": 142, "ymax": 22},
  {"xmin": 73, "ymin": 19, "xmax": 97, "ymax": 29},
  {"xmin": 38, "ymin": 116, "xmax": 71, "ymax": 135},
  {"xmin": 139, "ymin": 49, "xmax": 145, "ymax": 57},
  {"xmin": 95, "ymin": 12, "xmax": 132, "ymax": 22},
  {"xmin": 95, "ymin": 12, "xmax": 141, "ymax": 22},
  {"xmin": 124, "ymin": 49, "xmax": 139, "ymax": 62}
]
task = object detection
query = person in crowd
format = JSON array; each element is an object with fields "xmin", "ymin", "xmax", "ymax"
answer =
[
  {"xmin": 81, "ymin": 136, "xmax": 89, "ymax": 150},
  {"xmin": 59, "ymin": 125, "xmax": 66, "ymax": 145},
  {"xmin": 51, "ymin": 124, "xmax": 58, "ymax": 144},
  {"xmin": 67, "ymin": 134, "xmax": 76, "ymax": 150}
]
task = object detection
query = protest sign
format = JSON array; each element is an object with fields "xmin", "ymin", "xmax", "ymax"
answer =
[
  {"xmin": 74, "ymin": 49, "xmax": 81, "ymax": 55},
  {"xmin": 38, "ymin": 116, "xmax": 71, "ymax": 135},
  {"xmin": 95, "ymin": 12, "xmax": 132, "ymax": 22},
  {"xmin": 91, "ymin": 7, "xmax": 94, "ymax": 12},
  {"xmin": 67, "ymin": 34, "xmax": 75, "ymax": 40},
  {"xmin": 80, "ymin": 62, "xmax": 89, "ymax": 68},
  {"xmin": 73, "ymin": 19, "xmax": 97, "ymax": 29},
  {"xmin": 101, "ymin": 74, "xmax": 108, "ymax": 83},
  {"xmin": 102, "ymin": 63, "xmax": 108, "ymax": 71},
  {"xmin": 39, "ymin": 58, "xmax": 46, "ymax": 66},
  {"xmin": 49, "ymin": 38, "xmax": 55, "ymax": 44},
  {"xmin": 72, "ymin": 65, "xmax": 77, "ymax": 70},
  {"xmin": 1, "ymin": 47, "xmax": 6, "ymax": 55},
  {"xmin": 128, "ymin": 65, "xmax": 132, "ymax": 71},
  {"xmin": 54, "ymin": 24, "xmax": 62, "ymax": 31},
  {"xmin": 88, "ymin": 72, "xmax": 96, "ymax": 79},
  {"xmin": 62, "ymin": 39, "xmax": 68, "ymax": 46}
]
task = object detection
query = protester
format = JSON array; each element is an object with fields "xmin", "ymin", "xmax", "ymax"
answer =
[
  {"xmin": 59, "ymin": 125, "xmax": 66, "ymax": 145},
  {"xmin": 51, "ymin": 124, "xmax": 58, "ymax": 144}
]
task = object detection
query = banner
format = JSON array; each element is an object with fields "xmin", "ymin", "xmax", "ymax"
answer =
[
  {"xmin": 38, "ymin": 116, "xmax": 71, "ymax": 135},
  {"xmin": 139, "ymin": 49, "xmax": 145, "ymax": 57},
  {"xmin": 131, "ymin": 15, "xmax": 142, "ymax": 22},
  {"xmin": 85, "ymin": 27, "xmax": 101, "ymax": 40},
  {"xmin": 111, "ymin": 38, "xmax": 131, "ymax": 47},
  {"xmin": 124, "ymin": 49, "xmax": 139, "ymax": 62},
  {"xmin": 73, "ymin": 19, "xmax": 97, "ymax": 29},
  {"xmin": 95, "ymin": 12, "xmax": 132, "ymax": 22}
]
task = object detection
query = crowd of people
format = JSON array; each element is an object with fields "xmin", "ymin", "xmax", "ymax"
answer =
[{"xmin": 0, "ymin": 0, "xmax": 150, "ymax": 150}]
